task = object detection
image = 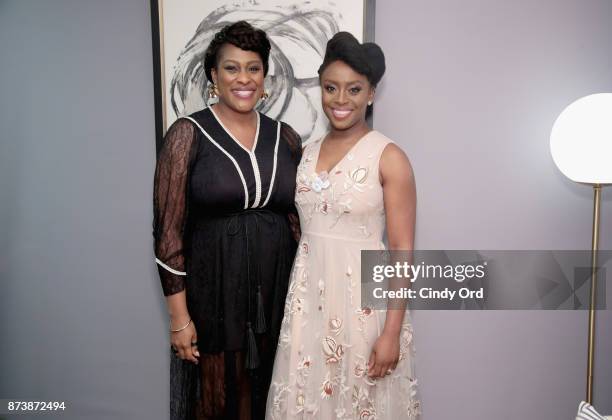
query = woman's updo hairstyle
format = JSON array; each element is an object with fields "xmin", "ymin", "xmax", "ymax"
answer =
[
  {"xmin": 204, "ymin": 21, "xmax": 271, "ymax": 83},
  {"xmin": 318, "ymin": 32, "xmax": 385, "ymax": 87}
]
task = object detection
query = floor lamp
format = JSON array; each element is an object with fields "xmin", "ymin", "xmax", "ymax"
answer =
[{"xmin": 550, "ymin": 93, "xmax": 612, "ymax": 404}]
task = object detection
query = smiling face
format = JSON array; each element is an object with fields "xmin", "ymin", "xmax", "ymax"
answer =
[
  {"xmin": 320, "ymin": 60, "xmax": 374, "ymax": 131},
  {"xmin": 211, "ymin": 43, "xmax": 265, "ymax": 114}
]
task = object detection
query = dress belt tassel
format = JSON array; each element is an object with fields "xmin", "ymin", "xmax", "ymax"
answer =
[
  {"xmin": 245, "ymin": 322, "xmax": 260, "ymax": 369},
  {"xmin": 226, "ymin": 209, "xmax": 275, "ymax": 370}
]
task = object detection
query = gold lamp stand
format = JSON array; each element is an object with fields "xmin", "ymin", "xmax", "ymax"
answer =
[{"xmin": 586, "ymin": 184, "xmax": 602, "ymax": 404}]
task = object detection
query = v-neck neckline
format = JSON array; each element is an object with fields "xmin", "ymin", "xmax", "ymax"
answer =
[
  {"xmin": 314, "ymin": 130, "xmax": 374, "ymax": 174},
  {"xmin": 209, "ymin": 106, "xmax": 260, "ymax": 154}
]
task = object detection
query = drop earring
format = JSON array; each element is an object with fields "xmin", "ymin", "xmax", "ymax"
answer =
[
  {"xmin": 261, "ymin": 91, "xmax": 269, "ymax": 101},
  {"xmin": 207, "ymin": 83, "xmax": 218, "ymax": 99}
]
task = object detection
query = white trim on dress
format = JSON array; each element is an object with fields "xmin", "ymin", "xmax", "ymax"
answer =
[
  {"xmin": 181, "ymin": 116, "xmax": 250, "ymax": 210},
  {"xmin": 155, "ymin": 258, "xmax": 187, "ymax": 276},
  {"xmin": 261, "ymin": 121, "xmax": 280, "ymax": 207},
  {"xmin": 209, "ymin": 108, "xmax": 263, "ymax": 208}
]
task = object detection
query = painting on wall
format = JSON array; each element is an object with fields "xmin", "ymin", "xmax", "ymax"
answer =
[{"xmin": 151, "ymin": 0, "xmax": 375, "ymax": 150}]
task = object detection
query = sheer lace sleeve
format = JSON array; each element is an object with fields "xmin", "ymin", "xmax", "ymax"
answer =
[
  {"xmin": 153, "ymin": 119, "xmax": 198, "ymax": 296},
  {"xmin": 280, "ymin": 122, "xmax": 302, "ymax": 241},
  {"xmin": 280, "ymin": 121, "xmax": 303, "ymax": 166}
]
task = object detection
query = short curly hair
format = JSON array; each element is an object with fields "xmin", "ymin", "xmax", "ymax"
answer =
[
  {"xmin": 318, "ymin": 32, "xmax": 385, "ymax": 87},
  {"xmin": 204, "ymin": 21, "xmax": 271, "ymax": 83}
]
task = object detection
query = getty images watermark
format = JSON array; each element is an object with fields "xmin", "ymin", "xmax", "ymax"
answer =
[
  {"xmin": 361, "ymin": 251, "xmax": 609, "ymax": 310},
  {"xmin": 372, "ymin": 260, "xmax": 487, "ymax": 300}
]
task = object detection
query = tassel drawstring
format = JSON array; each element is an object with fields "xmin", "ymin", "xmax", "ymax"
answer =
[
  {"xmin": 227, "ymin": 210, "xmax": 274, "ymax": 370},
  {"xmin": 255, "ymin": 285, "xmax": 267, "ymax": 334},
  {"xmin": 245, "ymin": 322, "xmax": 260, "ymax": 369}
]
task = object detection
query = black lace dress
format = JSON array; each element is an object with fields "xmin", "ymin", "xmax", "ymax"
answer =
[{"xmin": 153, "ymin": 107, "xmax": 301, "ymax": 419}]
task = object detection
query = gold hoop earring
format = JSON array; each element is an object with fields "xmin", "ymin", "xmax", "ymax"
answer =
[
  {"xmin": 207, "ymin": 83, "xmax": 218, "ymax": 98},
  {"xmin": 261, "ymin": 91, "xmax": 269, "ymax": 101}
]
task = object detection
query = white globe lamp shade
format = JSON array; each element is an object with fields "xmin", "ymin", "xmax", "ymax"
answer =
[{"xmin": 550, "ymin": 93, "xmax": 612, "ymax": 184}]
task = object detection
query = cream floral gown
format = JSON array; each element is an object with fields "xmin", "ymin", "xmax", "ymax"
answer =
[{"xmin": 266, "ymin": 131, "xmax": 421, "ymax": 419}]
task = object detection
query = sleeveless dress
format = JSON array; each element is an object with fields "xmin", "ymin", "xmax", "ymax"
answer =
[
  {"xmin": 153, "ymin": 107, "xmax": 301, "ymax": 419},
  {"xmin": 266, "ymin": 131, "xmax": 421, "ymax": 419}
]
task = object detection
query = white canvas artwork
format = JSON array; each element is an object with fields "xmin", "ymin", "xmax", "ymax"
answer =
[{"xmin": 156, "ymin": 0, "xmax": 368, "ymax": 144}]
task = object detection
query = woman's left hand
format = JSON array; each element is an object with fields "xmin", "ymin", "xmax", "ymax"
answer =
[{"xmin": 367, "ymin": 331, "xmax": 400, "ymax": 379}]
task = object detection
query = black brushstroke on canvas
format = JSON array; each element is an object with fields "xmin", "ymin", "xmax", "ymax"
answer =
[{"xmin": 169, "ymin": 4, "xmax": 339, "ymax": 140}]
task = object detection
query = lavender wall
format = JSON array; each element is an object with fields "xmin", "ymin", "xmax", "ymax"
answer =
[
  {"xmin": 0, "ymin": 0, "xmax": 166, "ymax": 418},
  {"xmin": 0, "ymin": 0, "xmax": 610, "ymax": 418},
  {"xmin": 375, "ymin": 0, "xmax": 612, "ymax": 418}
]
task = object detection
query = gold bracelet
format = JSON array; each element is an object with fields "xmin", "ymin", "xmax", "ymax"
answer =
[{"xmin": 170, "ymin": 318, "xmax": 191, "ymax": 333}]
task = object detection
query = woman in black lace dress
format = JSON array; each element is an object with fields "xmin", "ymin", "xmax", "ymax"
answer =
[{"xmin": 153, "ymin": 21, "xmax": 301, "ymax": 419}]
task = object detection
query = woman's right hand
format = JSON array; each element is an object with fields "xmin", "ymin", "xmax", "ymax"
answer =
[{"xmin": 170, "ymin": 315, "xmax": 200, "ymax": 364}]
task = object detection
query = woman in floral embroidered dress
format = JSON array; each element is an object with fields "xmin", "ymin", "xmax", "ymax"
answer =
[{"xmin": 266, "ymin": 32, "xmax": 421, "ymax": 419}]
